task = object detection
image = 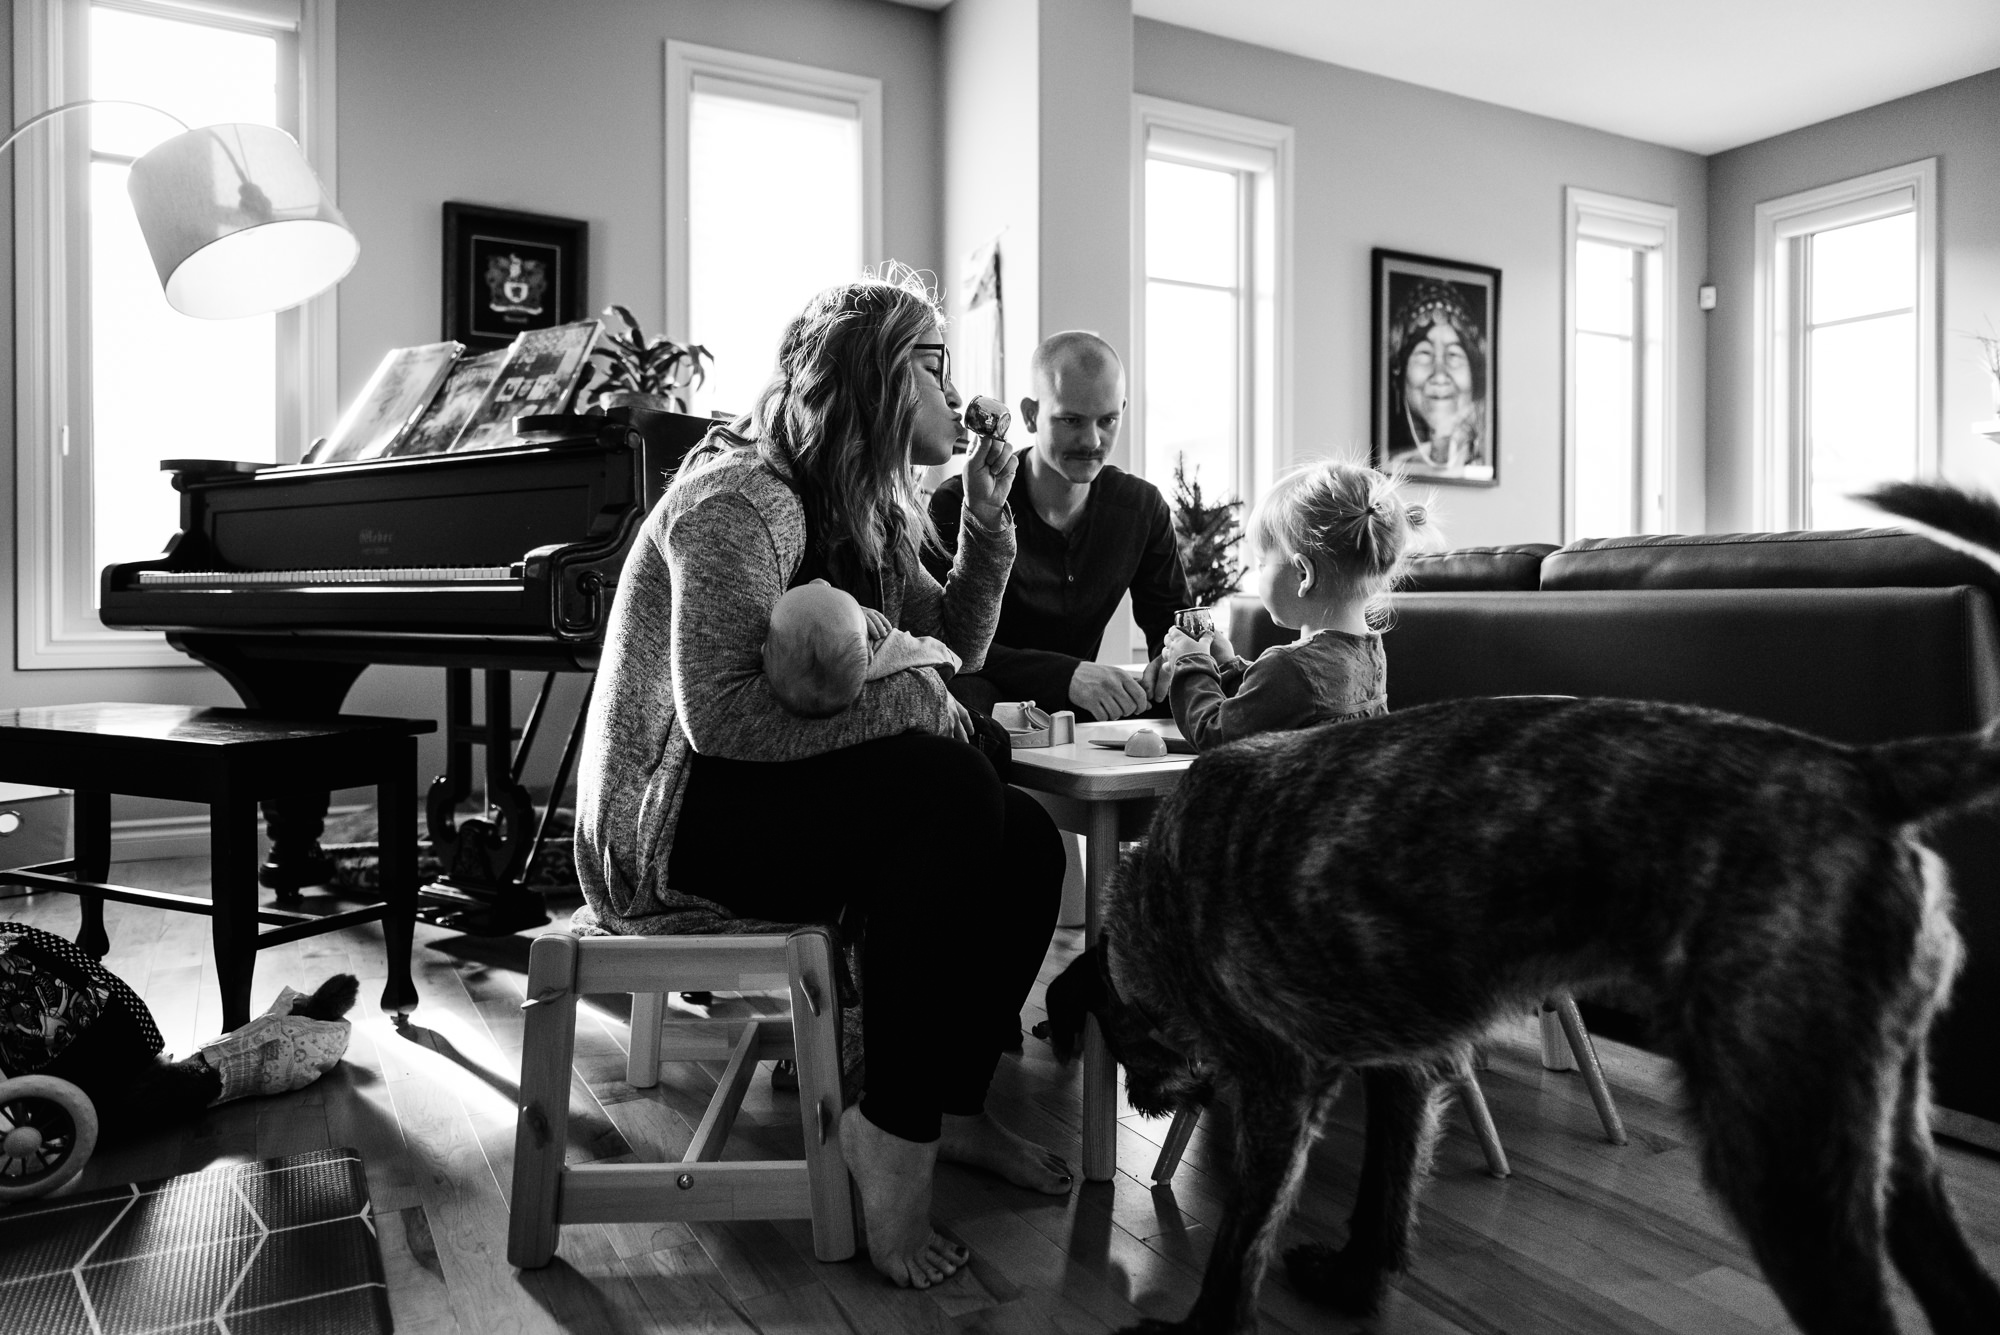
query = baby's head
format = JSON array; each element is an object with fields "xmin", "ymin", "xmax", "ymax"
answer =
[
  {"xmin": 1248, "ymin": 460, "xmax": 1433, "ymax": 618},
  {"xmin": 764, "ymin": 579, "xmax": 871, "ymax": 717}
]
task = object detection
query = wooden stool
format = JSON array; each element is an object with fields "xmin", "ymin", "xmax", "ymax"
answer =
[
  {"xmin": 0, "ymin": 703, "xmax": 431, "ymax": 1029},
  {"xmin": 1146, "ymin": 989, "xmax": 1627, "ymax": 1185},
  {"xmin": 509, "ymin": 928, "xmax": 854, "ymax": 1269}
]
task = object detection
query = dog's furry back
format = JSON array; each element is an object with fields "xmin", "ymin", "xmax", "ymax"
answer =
[{"xmin": 1106, "ymin": 696, "xmax": 1984, "ymax": 1081}]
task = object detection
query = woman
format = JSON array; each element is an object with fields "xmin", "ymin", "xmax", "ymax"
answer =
[
  {"xmin": 573, "ymin": 268, "xmax": 1068, "ymax": 1289},
  {"xmin": 1384, "ymin": 279, "xmax": 1491, "ymax": 480}
]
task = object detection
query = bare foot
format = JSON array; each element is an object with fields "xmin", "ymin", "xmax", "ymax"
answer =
[
  {"xmin": 940, "ymin": 1111, "xmax": 1074, "ymax": 1194},
  {"xmin": 837, "ymin": 1107, "xmax": 969, "ymax": 1288}
]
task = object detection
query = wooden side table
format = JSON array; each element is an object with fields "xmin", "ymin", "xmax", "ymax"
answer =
[{"xmin": 0, "ymin": 703, "xmax": 434, "ymax": 1030}]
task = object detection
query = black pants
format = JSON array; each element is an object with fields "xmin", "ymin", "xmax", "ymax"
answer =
[{"xmin": 667, "ymin": 733, "xmax": 1064, "ymax": 1143}]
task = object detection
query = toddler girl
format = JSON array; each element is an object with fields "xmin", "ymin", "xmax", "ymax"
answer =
[{"xmin": 1162, "ymin": 460, "xmax": 1431, "ymax": 749}]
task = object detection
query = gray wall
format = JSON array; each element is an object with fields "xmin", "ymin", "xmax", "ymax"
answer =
[
  {"xmin": 1705, "ymin": 66, "xmax": 2000, "ymax": 532},
  {"xmin": 1135, "ymin": 19, "xmax": 1710, "ymax": 548}
]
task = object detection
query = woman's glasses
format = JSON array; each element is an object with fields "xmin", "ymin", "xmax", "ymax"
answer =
[{"xmin": 913, "ymin": 341, "xmax": 950, "ymax": 388}]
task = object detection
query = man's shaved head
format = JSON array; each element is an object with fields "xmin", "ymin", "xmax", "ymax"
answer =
[{"xmin": 1030, "ymin": 330, "xmax": 1125, "ymax": 398}]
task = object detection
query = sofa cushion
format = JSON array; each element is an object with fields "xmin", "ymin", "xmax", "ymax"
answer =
[
  {"xmin": 1401, "ymin": 543, "xmax": 1556, "ymax": 593},
  {"xmin": 1544, "ymin": 527, "xmax": 2000, "ymax": 601}
]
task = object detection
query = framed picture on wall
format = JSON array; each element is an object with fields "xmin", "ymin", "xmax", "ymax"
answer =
[
  {"xmin": 442, "ymin": 202, "xmax": 589, "ymax": 351},
  {"xmin": 1370, "ymin": 248, "xmax": 1500, "ymax": 486}
]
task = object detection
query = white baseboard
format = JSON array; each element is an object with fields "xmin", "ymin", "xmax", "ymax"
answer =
[{"xmin": 110, "ymin": 803, "xmax": 371, "ymax": 864}]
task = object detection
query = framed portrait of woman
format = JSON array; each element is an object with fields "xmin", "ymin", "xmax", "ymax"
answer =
[{"xmin": 1371, "ymin": 249, "xmax": 1500, "ymax": 486}]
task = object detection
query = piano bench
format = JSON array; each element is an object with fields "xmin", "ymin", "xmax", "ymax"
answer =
[{"xmin": 0, "ymin": 703, "xmax": 436, "ymax": 1031}]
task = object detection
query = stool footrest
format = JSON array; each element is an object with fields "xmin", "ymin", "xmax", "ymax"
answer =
[{"xmin": 559, "ymin": 1161, "xmax": 813, "ymax": 1224}]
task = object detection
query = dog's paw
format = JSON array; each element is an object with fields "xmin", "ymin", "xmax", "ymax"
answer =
[{"xmin": 1285, "ymin": 1241, "xmax": 1391, "ymax": 1316}]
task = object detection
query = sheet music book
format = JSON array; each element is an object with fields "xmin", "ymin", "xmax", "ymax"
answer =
[
  {"xmin": 449, "ymin": 319, "xmax": 602, "ymax": 454},
  {"xmin": 390, "ymin": 348, "xmax": 510, "ymax": 458},
  {"xmin": 311, "ymin": 341, "xmax": 462, "ymax": 463}
]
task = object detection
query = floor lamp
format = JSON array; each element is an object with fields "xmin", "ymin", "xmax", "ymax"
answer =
[{"xmin": 3, "ymin": 98, "xmax": 358, "ymax": 317}]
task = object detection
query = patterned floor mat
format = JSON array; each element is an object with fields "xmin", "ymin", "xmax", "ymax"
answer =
[{"xmin": 0, "ymin": 1147, "xmax": 389, "ymax": 1335}]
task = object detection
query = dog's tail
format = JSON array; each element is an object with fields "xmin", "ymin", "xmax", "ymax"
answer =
[
  {"xmin": 1869, "ymin": 722, "xmax": 2000, "ymax": 824},
  {"xmin": 1855, "ymin": 480, "xmax": 2000, "ymax": 577}
]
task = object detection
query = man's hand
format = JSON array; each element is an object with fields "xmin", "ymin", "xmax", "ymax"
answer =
[
  {"xmin": 1069, "ymin": 661, "xmax": 1150, "ymax": 721},
  {"xmin": 1140, "ymin": 652, "xmax": 1170, "ymax": 703},
  {"xmin": 962, "ymin": 430, "xmax": 1018, "ymax": 527}
]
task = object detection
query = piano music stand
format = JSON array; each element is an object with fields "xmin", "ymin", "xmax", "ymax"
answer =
[{"xmin": 0, "ymin": 703, "xmax": 432, "ymax": 1030}]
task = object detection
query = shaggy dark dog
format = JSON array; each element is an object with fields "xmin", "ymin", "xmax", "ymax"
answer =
[{"xmin": 1044, "ymin": 692, "xmax": 2000, "ymax": 1335}]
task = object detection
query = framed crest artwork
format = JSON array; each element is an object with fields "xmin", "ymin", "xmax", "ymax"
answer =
[
  {"xmin": 1370, "ymin": 248, "xmax": 1500, "ymax": 486},
  {"xmin": 442, "ymin": 202, "xmax": 589, "ymax": 351}
]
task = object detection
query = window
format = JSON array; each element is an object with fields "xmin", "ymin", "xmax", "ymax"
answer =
[
  {"xmin": 666, "ymin": 43, "xmax": 882, "ymax": 420},
  {"xmin": 15, "ymin": 0, "xmax": 336, "ymax": 669},
  {"xmin": 1755, "ymin": 160, "xmax": 1937, "ymax": 531},
  {"xmin": 1132, "ymin": 97, "xmax": 1291, "ymax": 509},
  {"xmin": 1565, "ymin": 189, "xmax": 1676, "ymax": 540}
]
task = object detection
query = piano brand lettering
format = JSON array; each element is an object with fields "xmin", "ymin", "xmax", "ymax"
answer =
[{"xmin": 359, "ymin": 528, "xmax": 393, "ymax": 557}]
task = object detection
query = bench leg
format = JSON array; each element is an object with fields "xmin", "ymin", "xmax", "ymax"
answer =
[
  {"xmin": 377, "ymin": 743, "xmax": 419, "ymax": 1014},
  {"xmin": 1152, "ymin": 1105, "xmax": 1200, "ymax": 1185},
  {"xmin": 788, "ymin": 929, "xmax": 854, "ymax": 1262},
  {"xmin": 627, "ymin": 991, "xmax": 664, "ymax": 1088},
  {"xmin": 510, "ymin": 933, "xmax": 579, "ymax": 1268},
  {"xmin": 1551, "ymin": 993, "xmax": 1628, "ymax": 1146},
  {"xmin": 72, "ymin": 789, "xmax": 111, "ymax": 958},
  {"xmin": 210, "ymin": 796, "xmax": 260, "ymax": 1031},
  {"xmin": 1450, "ymin": 1052, "xmax": 1510, "ymax": 1179}
]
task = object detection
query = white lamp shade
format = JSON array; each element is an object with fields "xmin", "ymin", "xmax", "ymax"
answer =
[{"xmin": 125, "ymin": 122, "xmax": 358, "ymax": 320}]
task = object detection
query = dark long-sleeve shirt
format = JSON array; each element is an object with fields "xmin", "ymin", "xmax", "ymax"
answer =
[
  {"xmin": 1169, "ymin": 631, "xmax": 1387, "ymax": 750},
  {"xmin": 927, "ymin": 452, "xmax": 1190, "ymax": 713}
]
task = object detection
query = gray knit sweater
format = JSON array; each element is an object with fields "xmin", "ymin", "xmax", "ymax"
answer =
[{"xmin": 573, "ymin": 447, "xmax": 1016, "ymax": 934}]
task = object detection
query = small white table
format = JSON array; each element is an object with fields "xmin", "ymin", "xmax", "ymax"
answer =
[{"xmin": 1009, "ymin": 719, "xmax": 1194, "ymax": 1181}]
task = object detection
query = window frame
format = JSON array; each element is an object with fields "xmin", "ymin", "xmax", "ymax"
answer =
[
  {"xmin": 1752, "ymin": 158, "xmax": 1937, "ymax": 531},
  {"xmin": 13, "ymin": 0, "xmax": 338, "ymax": 670},
  {"xmin": 1130, "ymin": 94, "xmax": 1291, "ymax": 509},
  {"xmin": 1563, "ymin": 187, "xmax": 1677, "ymax": 542},
  {"xmin": 663, "ymin": 40, "xmax": 883, "ymax": 355}
]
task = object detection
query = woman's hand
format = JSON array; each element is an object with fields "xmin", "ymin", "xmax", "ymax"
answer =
[
  {"xmin": 943, "ymin": 693, "xmax": 976, "ymax": 744},
  {"xmin": 962, "ymin": 430, "xmax": 1016, "ymax": 528}
]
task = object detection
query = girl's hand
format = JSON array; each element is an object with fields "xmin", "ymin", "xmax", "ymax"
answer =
[
  {"xmin": 1208, "ymin": 626, "xmax": 1237, "ymax": 665},
  {"xmin": 962, "ymin": 430, "xmax": 1016, "ymax": 527},
  {"xmin": 1161, "ymin": 626, "xmax": 1212, "ymax": 671},
  {"xmin": 862, "ymin": 607, "xmax": 895, "ymax": 647}
]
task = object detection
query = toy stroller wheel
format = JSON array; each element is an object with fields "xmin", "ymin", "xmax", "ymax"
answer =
[{"xmin": 0, "ymin": 1074, "xmax": 98, "ymax": 1202}]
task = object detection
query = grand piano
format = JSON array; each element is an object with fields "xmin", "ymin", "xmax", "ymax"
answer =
[{"xmin": 100, "ymin": 407, "xmax": 716, "ymax": 932}]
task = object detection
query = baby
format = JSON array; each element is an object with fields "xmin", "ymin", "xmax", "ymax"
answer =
[{"xmin": 764, "ymin": 578, "xmax": 962, "ymax": 717}]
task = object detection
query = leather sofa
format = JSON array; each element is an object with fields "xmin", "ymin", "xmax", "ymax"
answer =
[{"xmin": 1222, "ymin": 527, "xmax": 2000, "ymax": 1148}]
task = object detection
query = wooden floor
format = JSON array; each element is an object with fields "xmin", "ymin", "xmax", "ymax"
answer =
[{"xmin": 9, "ymin": 856, "xmax": 2000, "ymax": 1335}]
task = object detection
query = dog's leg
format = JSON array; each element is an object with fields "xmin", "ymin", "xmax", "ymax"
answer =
[
  {"xmin": 1682, "ymin": 1033, "xmax": 1902, "ymax": 1334},
  {"xmin": 1123, "ymin": 1074, "xmax": 1333, "ymax": 1335},
  {"xmin": 1285, "ymin": 1065, "xmax": 1442, "ymax": 1316},
  {"xmin": 1884, "ymin": 1047, "xmax": 2000, "ymax": 1332}
]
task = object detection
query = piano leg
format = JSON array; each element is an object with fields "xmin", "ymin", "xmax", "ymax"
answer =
[{"xmin": 173, "ymin": 636, "xmax": 366, "ymax": 899}]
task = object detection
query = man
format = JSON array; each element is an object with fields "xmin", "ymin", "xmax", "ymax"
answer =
[{"xmin": 927, "ymin": 331, "xmax": 1189, "ymax": 721}]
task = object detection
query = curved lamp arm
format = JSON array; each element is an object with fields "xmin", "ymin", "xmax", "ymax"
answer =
[{"xmin": 0, "ymin": 98, "xmax": 190, "ymax": 159}]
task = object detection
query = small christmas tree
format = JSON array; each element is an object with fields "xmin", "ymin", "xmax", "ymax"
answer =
[{"xmin": 1171, "ymin": 453, "xmax": 1245, "ymax": 606}]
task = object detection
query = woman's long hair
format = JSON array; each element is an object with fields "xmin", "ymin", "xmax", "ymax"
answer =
[{"xmin": 687, "ymin": 264, "xmax": 944, "ymax": 597}]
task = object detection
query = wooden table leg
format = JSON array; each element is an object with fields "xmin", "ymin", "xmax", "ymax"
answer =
[
  {"xmin": 210, "ymin": 794, "xmax": 260, "ymax": 1031},
  {"xmin": 378, "ymin": 740, "xmax": 420, "ymax": 1014},
  {"xmin": 72, "ymin": 789, "xmax": 111, "ymax": 958},
  {"xmin": 1082, "ymin": 800, "xmax": 1121, "ymax": 1182}
]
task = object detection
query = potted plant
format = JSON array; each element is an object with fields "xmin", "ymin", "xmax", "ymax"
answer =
[
  {"xmin": 1170, "ymin": 453, "xmax": 1245, "ymax": 607},
  {"xmin": 585, "ymin": 305, "xmax": 712, "ymax": 414}
]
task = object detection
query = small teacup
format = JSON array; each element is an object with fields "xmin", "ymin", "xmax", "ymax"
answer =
[{"xmin": 1174, "ymin": 606, "xmax": 1215, "ymax": 639}]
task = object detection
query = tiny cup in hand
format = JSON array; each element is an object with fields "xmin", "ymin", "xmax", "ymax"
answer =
[
  {"xmin": 964, "ymin": 396, "xmax": 1011, "ymax": 441},
  {"xmin": 1174, "ymin": 606, "xmax": 1215, "ymax": 639}
]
